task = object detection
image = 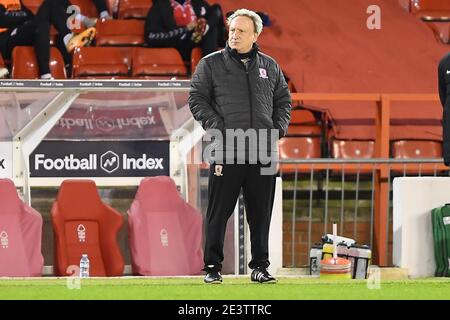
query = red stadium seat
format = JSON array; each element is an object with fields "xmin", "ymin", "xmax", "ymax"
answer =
[
  {"xmin": 118, "ymin": 0, "xmax": 152, "ymax": 19},
  {"xmin": 0, "ymin": 179, "xmax": 44, "ymax": 276},
  {"xmin": 131, "ymin": 47, "xmax": 188, "ymax": 79},
  {"xmin": 410, "ymin": 0, "xmax": 450, "ymax": 43},
  {"xmin": 96, "ymin": 19, "xmax": 145, "ymax": 46},
  {"xmin": 72, "ymin": 46, "xmax": 130, "ymax": 78},
  {"xmin": 128, "ymin": 176, "xmax": 203, "ymax": 275},
  {"xmin": 51, "ymin": 179, "xmax": 124, "ymax": 276},
  {"xmin": 331, "ymin": 139, "xmax": 375, "ymax": 174},
  {"xmin": 331, "ymin": 139, "xmax": 375, "ymax": 159},
  {"xmin": 391, "ymin": 140, "xmax": 442, "ymax": 174},
  {"xmin": 391, "ymin": 140, "xmax": 442, "ymax": 159},
  {"xmin": 287, "ymin": 109, "xmax": 322, "ymax": 136},
  {"xmin": 11, "ymin": 46, "xmax": 67, "ymax": 79},
  {"xmin": 279, "ymin": 136, "xmax": 321, "ymax": 174},
  {"xmin": 411, "ymin": 0, "xmax": 450, "ymax": 18}
]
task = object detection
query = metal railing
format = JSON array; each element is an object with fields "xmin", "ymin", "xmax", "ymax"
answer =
[{"xmin": 278, "ymin": 158, "xmax": 448, "ymax": 267}]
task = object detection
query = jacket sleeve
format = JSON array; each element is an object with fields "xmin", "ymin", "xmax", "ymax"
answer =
[
  {"xmin": 144, "ymin": 1, "xmax": 188, "ymax": 46},
  {"xmin": 439, "ymin": 56, "xmax": 447, "ymax": 108},
  {"xmin": 272, "ymin": 64, "xmax": 292, "ymax": 138},
  {"xmin": 188, "ymin": 58, "xmax": 224, "ymax": 131}
]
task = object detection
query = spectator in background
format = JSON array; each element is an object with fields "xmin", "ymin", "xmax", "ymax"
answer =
[
  {"xmin": 144, "ymin": 0, "xmax": 226, "ymax": 62},
  {"xmin": 0, "ymin": 0, "xmax": 109, "ymax": 79},
  {"xmin": 438, "ymin": 52, "xmax": 450, "ymax": 166}
]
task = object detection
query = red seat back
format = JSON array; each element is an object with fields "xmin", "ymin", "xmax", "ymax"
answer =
[
  {"xmin": 331, "ymin": 140, "xmax": 375, "ymax": 159},
  {"xmin": 118, "ymin": 0, "xmax": 152, "ymax": 19},
  {"xmin": 11, "ymin": 46, "xmax": 67, "ymax": 79},
  {"xmin": 392, "ymin": 140, "xmax": 442, "ymax": 158},
  {"xmin": 128, "ymin": 176, "xmax": 203, "ymax": 275},
  {"xmin": 0, "ymin": 179, "xmax": 44, "ymax": 276},
  {"xmin": 96, "ymin": 19, "xmax": 145, "ymax": 46},
  {"xmin": 72, "ymin": 46, "xmax": 130, "ymax": 78},
  {"xmin": 131, "ymin": 47, "xmax": 188, "ymax": 79},
  {"xmin": 279, "ymin": 136, "xmax": 321, "ymax": 174},
  {"xmin": 51, "ymin": 179, "xmax": 124, "ymax": 276}
]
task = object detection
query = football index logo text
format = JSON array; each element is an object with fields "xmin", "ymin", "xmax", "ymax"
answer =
[{"xmin": 34, "ymin": 151, "xmax": 164, "ymax": 174}]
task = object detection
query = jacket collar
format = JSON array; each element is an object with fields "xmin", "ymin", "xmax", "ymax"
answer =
[
  {"xmin": 225, "ymin": 42, "xmax": 259, "ymax": 60},
  {"xmin": 223, "ymin": 43, "xmax": 260, "ymax": 70}
]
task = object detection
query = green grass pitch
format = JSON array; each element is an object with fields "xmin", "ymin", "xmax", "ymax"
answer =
[{"xmin": 0, "ymin": 277, "xmax": 450, "ymax": 300}]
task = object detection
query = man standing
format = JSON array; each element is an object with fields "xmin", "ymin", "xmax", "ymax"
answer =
[
  {"xmin": 439, "ymin": 52, "xmax": 450, "ymax": 166},
  {"xmin": 189, "ymin": 9, "xmax": 291, "ymax": 284}
]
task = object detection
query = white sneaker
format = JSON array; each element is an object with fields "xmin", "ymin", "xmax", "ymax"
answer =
[
  {"xmin": 40, "ymin": 73, "xmax": 54, "ymax": 80},
  {"xmin": 83, "ymin": 16, "xmax": 98, "ymax": 28},
  {"xmin": 0, "ymin": 67, "xmax": 9, "ymax": 79}
]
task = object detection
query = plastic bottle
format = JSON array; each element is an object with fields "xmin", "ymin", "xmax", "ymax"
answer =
[
  {"xmin": 80, "ymin": 254, "xmax": 90, "ymax": 278},
  {"xmin": 354, "ymin": 245, "xmax": 371, "ymax": 279},
  {"xmin": 309, "ymin": 243, "xmax": 323, "ymax": 276},
  {"xmin": 337, "ymin": 241, "xmax": 349, "ymax": 259},
  {"xmin": 348, "ymin": 244, "xmax": 371, "ymax": 279},
  {"xmin": 322, "ymin": 238, "xmax": 334, "ymax": 260}
]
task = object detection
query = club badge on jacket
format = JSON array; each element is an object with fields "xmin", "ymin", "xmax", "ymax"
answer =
[{"xmin": 214, "ymin": 165, "xmax": 223, "ymax": 176}]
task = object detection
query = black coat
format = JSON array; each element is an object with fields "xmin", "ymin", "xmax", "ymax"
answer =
[
  {"xmin": 438, "ymin": 52, "xmax": 450, "ymax": 165},
  {"xmin": 188, "ymin": 44, "xmax": 292, "ymax": 162},
  {"xmin": 145, "ymin": 0, "xmax": 218, "ymax": 46}
]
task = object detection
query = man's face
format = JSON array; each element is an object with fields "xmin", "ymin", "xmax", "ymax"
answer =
[{"xmin": 228, "ymin": 16, "xmax": 258, "ymax": 54}]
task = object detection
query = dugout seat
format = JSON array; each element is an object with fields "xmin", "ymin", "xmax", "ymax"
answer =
[
  {"xmin": 11, "ymin": 46, "xmax": 67, "ymax": 79},
  {"xmin": 51, "ymin": 179, "xmax": 124, "ymax": 276},
  {"xmin": 0, "ymin": 179, "xmax": 44, "ymax": 276},
  {"xmin": 128, "ymin": 176, "xmax": 203, "ymax": 276}
]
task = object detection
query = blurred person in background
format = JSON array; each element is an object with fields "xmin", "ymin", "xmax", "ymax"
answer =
[
  {"xmin": 0, "ymin": 0, "xmax": 109, "ymax": 79},
  {"xmin": 145, "ymin": 0, "xmax": 226, "ymax": 62}
]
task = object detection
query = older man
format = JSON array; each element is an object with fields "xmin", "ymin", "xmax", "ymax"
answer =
[{"xmin": 189, "ymin": 8, "xmax": 291, "ymax": 284}]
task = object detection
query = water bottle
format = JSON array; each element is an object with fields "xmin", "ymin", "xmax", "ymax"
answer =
[
  {"xmin": 354, "ymin": 245, "xmax": 371, "ymax": 279},
  {"xmin": 79, "ymin": 254, "xmax": 90, "ymax": 278},
  {"xmin": 309, "ymin": 243, "xmax": 323, "ymax": 276},
  {"xmin": 348, "ymin": 244, "xmax": 371, "ymax": 279},
  {"xmin": 337, "ymin": 241, "xmax": 349, "ymax": 259}
]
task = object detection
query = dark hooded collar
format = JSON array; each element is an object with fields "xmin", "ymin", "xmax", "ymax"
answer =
[{"xmin": 225, "ymin": 42, "xmax": 259, "ymax": 61}]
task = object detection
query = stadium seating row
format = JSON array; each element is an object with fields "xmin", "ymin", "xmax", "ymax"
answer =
[
  {"xmin": 402, "ymin": 0, "xmax": 450, "ymax": 44},
  {"xmin": 0, "ymin": 177, "xmax": 203, "ymax": 277},
  {"xmin": 11, "ymin": 46, "xmax": 192, "ymax": 79},
  {"xmin": 22, "ymin": 0, "xmax": 152, "ymax": 19},
  {"xmin": 279, "ymin": 109, "xmax": 442, "ymax": 173}
]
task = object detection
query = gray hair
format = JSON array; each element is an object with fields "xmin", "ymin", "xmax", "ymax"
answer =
[{"xmin": 227, "ymin": 9, "xmax": 263, "ymax": 36}]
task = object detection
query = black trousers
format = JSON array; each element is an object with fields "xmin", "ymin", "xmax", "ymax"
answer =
[
  {"xmin": 203, "ymin": 163, "xmax": 276, "ymax": 272},
  {"xmin": 2, "ymin": 0, "xmax": 107, "ymax": 76}
]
